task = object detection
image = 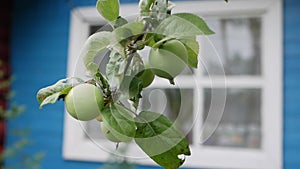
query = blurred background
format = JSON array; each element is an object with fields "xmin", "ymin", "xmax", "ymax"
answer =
[{"xmin": 0, "ymin": 0, "xmax": 299, "ymax": 169}]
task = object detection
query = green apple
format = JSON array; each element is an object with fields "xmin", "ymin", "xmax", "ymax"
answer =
[
  {"xmin": 65, "ymin": 83, "xmax": 104, "ymax": 121},
  {"xmin": 149, "ymin": 39, "xmax": 188, "ymax": 80}
]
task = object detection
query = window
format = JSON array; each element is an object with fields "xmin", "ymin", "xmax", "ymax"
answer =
[{"xmin": 64, "ymin": 1, "xmax": 282, "ymax": 168}]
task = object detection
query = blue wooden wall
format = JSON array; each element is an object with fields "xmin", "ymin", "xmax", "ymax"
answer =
[
  {"xmin": 283, "ymin": 0, "xmax": 300, "ymax": 168},
  {"xmin": 6, "ymin": 0, "xmax": 300, "ymax": 168}
]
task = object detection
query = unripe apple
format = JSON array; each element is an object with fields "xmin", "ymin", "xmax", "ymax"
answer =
[
  {"xmin": 149, "ymin": 39, "xmax": 188, "ymax": 80},
  {"xmin": 65, "ymin": 83, "xmax": 104, "ymax": 121}
]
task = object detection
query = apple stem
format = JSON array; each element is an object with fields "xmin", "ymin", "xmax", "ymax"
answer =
[{"xmin": 169, "ymin": 78, "xmax": 175, "ymax": 85}]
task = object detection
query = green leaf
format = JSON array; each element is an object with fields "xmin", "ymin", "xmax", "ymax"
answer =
[
  {"xmin": 125, "ymin": 53, "xmax": 144, "ymax": 76},
  {"xmin": 108, "ymin": 22, "xmax": 144, "ymax": 57},
  {"xmin": 36, "ymin": 78, "xmax": 83, "ymax": 108},
  {"xmin": 155, "ymin": 13, "xmax": 214, "ymax": 38},
  {"xmin": 112, "ymin": 21, "xmax": 144, "ymax": 46},
  {"xmin": 127, "ymin": 76, "xmax": 142, "ymax": 97},
  {"xmin": 180, "ymin": 37, "xmax": 199, "ymax": 68},
  {"xmin": 120, "ymin": 75, "xmax": 143, "ymax": 99},
  {"xmin": 96, "ymin": 0, "xmax": 120, "ymax": 22},
  {"xmin": 128, "ymin": 76, "xmax": 143, "ymax": 108},
  {"xmin": 106, "ymin": 50, "xmax": 127, "ymax": 89},
  {"xmin": 82, "ymin": 31, "xmax": 111, "ymax": 76},
  {"xmin": 119, "ymin": 53, "xmax": 144, "ymax": 107},
  {"xmin": 94, "ymin": 70, "xmax": 111, "ymax": 96},
  {"xmin": 135, "ymin": 111, "xmax": 191, "ymax": 169},
  {"xmin": 101, "ymin": 104, "xmax": 136, "ymax": 140},
  {"xmin": 40, "ymin": 93, "xmax": 61, "ymax": 108},
  {"xmin": 173, "ymin": 13, "xmax": 214, "ymax": 35}
]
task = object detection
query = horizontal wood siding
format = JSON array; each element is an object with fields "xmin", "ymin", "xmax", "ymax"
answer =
[{"xmin": 284, "ymin": 0, "xmax": 300, "ymax": 168}]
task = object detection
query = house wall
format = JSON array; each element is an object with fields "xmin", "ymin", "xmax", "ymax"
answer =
[
  {"xmin": 5, "ymin": 0, "xmax": 300, "ymax": 168},
  {"xmin": 0, "ymin": 0, "xmax": 12, "ymax": 158},
  {"xmin": 283, "ymin": 0, "xmax": 300, "ymax": 168}
]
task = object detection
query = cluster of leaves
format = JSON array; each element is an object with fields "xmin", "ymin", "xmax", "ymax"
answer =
[{"xmin": 36, "ymin": 0, "xmax": 218, "ymax": 168}]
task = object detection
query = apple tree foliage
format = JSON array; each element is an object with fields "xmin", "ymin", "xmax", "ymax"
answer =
[{"xmin": 35, "ymin": 0, "xmax": 227, "ymax": 168}]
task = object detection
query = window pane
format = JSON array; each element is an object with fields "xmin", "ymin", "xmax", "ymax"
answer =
[
  {"xmin": 140, "ymin": 88, "xmax": 194, "ymax": 143},
  {"xmin": 202, "ymin": 17, "xmax": 261, "ymax": 75},
  {"xmin": 202, "ymin": 88, "xmax": 261, "ymax": 149}
]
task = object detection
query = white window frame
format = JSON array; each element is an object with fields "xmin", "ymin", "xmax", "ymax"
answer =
[{"xmin": 64, "ymin": 1, "xmax": 282, "ymax": 168}]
